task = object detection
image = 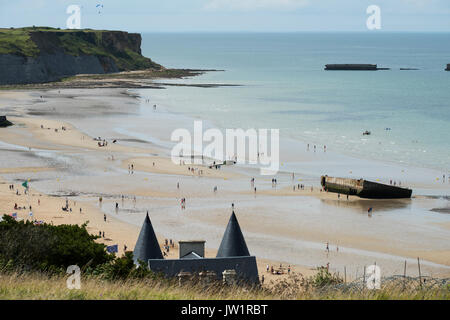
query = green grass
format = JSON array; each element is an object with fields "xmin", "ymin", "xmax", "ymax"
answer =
[{"xmin": 0, "ymin": 29, "xmax": 39, "ymax": 56}]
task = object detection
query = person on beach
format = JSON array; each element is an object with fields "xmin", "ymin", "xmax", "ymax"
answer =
[
  {"xmin": 326, "ymin": 242, "xmax": 329, "ymax": 253},
  {"xmin": 104, "ymin": 214, "xmax": 107, "ymax": 222}
]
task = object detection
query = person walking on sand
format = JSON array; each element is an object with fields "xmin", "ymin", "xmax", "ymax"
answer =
[
  {"xmin": 326, "ymin": 242, "xmax": 329, "ymax": 253},
  {"xmin": 104, "ymin": 214, "xmax": 106, "ymax": 222}
]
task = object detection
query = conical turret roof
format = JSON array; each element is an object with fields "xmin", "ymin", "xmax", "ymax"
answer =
[
  {"xmin": 133, "ymin": 212, "xmax": 163, "ymax": 264},
  {"xmin": 216, "ymin": 211, "xmax": 250, "ymax": 257}
]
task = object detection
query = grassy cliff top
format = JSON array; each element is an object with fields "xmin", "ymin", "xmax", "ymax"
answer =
[{"xmin": 0, "ymin": 27, "xmax": 161, "ymax": 71}]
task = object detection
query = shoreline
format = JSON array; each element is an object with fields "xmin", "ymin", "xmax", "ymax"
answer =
[{"xmin": 1, "ymin": 88, "xmax": 449, "ymax": 280}]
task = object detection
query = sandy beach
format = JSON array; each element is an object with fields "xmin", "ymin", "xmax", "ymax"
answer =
[{"xmin": 1, "ymin": 88, "xmax": 449, "ymax": 284}]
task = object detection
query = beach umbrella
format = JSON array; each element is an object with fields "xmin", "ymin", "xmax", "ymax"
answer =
[{"xmin": 106, "ymin": 244, "xmax": 118, "ymax": 253}]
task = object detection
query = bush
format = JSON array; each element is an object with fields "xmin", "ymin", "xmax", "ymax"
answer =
[
  {"xmin": 88, "ymin": 251, "xmax": 156, "ymax": 280},
  {"xmin": 0, "ymin": 215, "xmax": 113, "ymax": 272},
  {"xmin": 309, "ymin": 266, "xmax": 343, "ymax": 288}
]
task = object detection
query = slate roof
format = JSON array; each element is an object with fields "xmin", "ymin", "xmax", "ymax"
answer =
[
  {"xmin": 216, "ymin": 211, "xmax": 250, "ymax": 258},
  {"xmin": 133, "ymin": 212, "xmax": 163, "ymax": 264}
]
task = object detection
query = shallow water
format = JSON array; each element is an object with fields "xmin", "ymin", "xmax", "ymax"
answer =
[{"xmin": 139, "ymin": 32, "xmax": 450, "ymax": 173}]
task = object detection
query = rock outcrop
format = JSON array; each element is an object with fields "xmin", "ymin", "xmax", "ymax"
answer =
[{"xmin": 0, "ymin": 116, "xmax": 13, "ymax": 127}]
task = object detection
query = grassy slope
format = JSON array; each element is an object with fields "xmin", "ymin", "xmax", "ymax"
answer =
[
  {"xmin": 0, "ymin": 27, "xmax": 160, "ymax": 71},
  {"xmin": 0, "ymin": 28, "xmax": 40, "ymax": 56}
]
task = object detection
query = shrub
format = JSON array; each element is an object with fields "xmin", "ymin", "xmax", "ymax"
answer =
[
  {"xmin": 88, "ymin": 251, "xmax": 156, "ymax": 280},
  {"xmin": 309, "ymin": 266, "xmax": 343, "ymax": 288},
  {"xmin": 0, "ymin": 215, "xmax": 113, "ymax": 272}
]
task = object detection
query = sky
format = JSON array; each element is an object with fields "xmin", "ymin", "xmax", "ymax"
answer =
[{"xmin": 0, "ymin": 0, "xmax": 449, "ymax": 32}]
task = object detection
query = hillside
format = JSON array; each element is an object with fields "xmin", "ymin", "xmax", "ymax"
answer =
[{"xmin": 0, "ymin": 27, "xmax": 163, "ymax": 85}]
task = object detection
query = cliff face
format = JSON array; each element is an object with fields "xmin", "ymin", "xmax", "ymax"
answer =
[{"xmin": 0, "ymin": 28, "xmax": 162, "ymax": 85}]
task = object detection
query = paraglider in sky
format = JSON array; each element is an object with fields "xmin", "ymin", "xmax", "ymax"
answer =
[{"xmin": 96, "ymin": 4, "xmax": 104, "ymax": 14}]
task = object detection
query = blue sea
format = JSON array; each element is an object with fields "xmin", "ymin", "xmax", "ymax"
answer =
[{"xmin": 139, "ymin": 32, "xmax": 450, "ymax": 173}]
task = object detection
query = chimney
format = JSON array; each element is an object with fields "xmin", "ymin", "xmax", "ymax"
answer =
[{"xmin": 178, "ymin": 240, "xmax": 205, "ymax": 258}]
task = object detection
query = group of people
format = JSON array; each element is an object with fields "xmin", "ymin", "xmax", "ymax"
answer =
[
  {"xmin": 325, "ymin": 242, "xmax": 339, "ymax": 254},
  {"xmin": 307, "ymin": 144, "xmax": 327, "ymax": 152},
  {"xmin": 389, "ymin": 179, "xmax": 402, "ymax": 186},
  {"xmin": 266, "ymin": 263, "xmax": 291, "ymax": 276},
  {"xmin": 187, "ymin": 166, "xmax": 204, "ymax": 176},
  {"xmin": 180, "ymin": 198, "xmax": 186, "ymax": 210},
  {"xmin": 162, "ymin": 239, "xmax": 175, "ymax": 256},
  {"xmin": 271, "ymin": 178, "xmax": 278, "ymax": 188}
]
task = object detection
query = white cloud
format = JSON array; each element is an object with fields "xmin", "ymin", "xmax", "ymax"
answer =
[{"xmin": 203, "ymin": 0, "xmax": 309, "ymax": 11}]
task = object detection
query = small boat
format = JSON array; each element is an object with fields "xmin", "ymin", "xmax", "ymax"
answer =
[{"xmin": 362, "ymin": 130, "xmax": 371, "ymax": 135}]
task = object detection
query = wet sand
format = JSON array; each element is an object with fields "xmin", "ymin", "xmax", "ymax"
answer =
[{"xmin": 0, "ymin": 89, "xmax": 449, "ymax": 282}]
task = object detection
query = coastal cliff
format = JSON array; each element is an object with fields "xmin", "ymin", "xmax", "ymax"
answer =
[{"xmin": 0, "ymin": 27, "xmax": 162, "ymax": 85}]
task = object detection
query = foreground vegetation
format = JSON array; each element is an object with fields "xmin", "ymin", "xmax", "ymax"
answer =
[
  {"xmin": 0, "ymin": 270, "xmax": 448, "ymax": 300},
  {"xmin": 0, "ymin": 216, "xmax": 448, "ymax": 300}
]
